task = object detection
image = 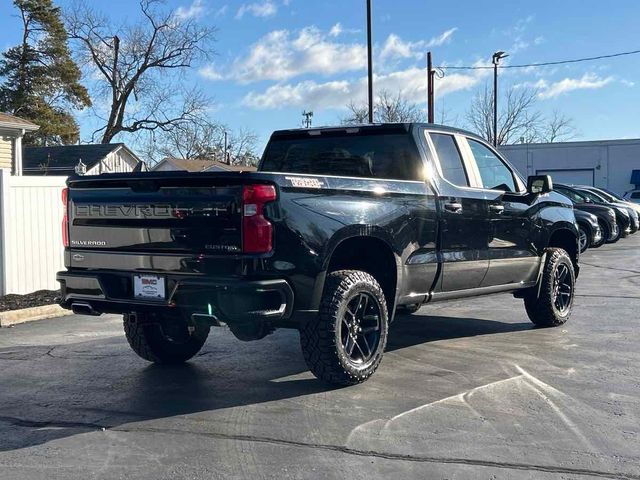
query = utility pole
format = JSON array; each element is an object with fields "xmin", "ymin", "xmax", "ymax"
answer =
[
  {"xmin": 492, "ymin": 50, "xmax": 508, "ymax": 147},
  {"xmin": 302, "ymin": 110, "xmax": 313, "ymax": 128},
  {"xmin": 366, "ymin": 0, "xmax": 374, "ymax": 123},
  {"xmin": 427, "ymin": 51, "xmax": 434, "ymax": 123}
]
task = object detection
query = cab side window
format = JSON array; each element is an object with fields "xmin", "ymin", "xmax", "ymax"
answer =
[
  {"xmin": 430, "ymin": 133, "xmax": 469, "ymax": 187},
  {"xmin": 468, "ymin": 139, "xmax": 517, "ymax": 192}
]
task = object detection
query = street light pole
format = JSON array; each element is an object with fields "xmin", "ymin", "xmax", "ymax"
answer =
[
  {"xmin": 366, "ymin": 0, "xmax": 374, "ymax": 123},
  {"xmin": 427, "ymin": 51, "xmax": 434, "ymax": 123},
  {"xmin": 492, "ymin": 51, "xmax": 508, "ymax": 147}
]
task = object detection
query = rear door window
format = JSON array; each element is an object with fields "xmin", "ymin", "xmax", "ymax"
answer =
[
  {"xmin": 430, "ymin": 133, "xmax": 469, "ymax": 187},
  {"xmin": 260, "ymin": 133, "xmax": 423, "ymax": 181}
]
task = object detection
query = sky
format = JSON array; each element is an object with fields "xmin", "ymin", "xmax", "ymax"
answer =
[{"xmin": 2, "ymin": 0, "xmax": 640, "ymax": 154}]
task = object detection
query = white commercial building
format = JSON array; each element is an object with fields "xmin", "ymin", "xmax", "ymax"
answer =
[{"xmin": 500, "ymin": 138, "xmax": 640, "ymax": 195}]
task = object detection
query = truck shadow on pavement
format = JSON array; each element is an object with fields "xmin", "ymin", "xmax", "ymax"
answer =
[{"xmin": 0, "ymin": 314, "xmax": 532, "ymax": 453}]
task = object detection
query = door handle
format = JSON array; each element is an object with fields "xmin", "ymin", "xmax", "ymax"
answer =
[
  {"xmin": 489, "ymin": 204, "xmax": 505, "ymax": 214},
  {"xmin": 444, "ymin": 202, "xmax": 463, "ymax": 213}
]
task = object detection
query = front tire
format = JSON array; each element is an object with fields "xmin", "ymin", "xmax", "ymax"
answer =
[
  {"xmin": 524, "ymin": 248, "xmax": 575, "ymax": 327},
  {"xmin": 577, "ymin": 224, "xmax": 590, "ymax": 253},
  {"xmin": 606, "ymin": 221, "xmax": 621, "ymax": 243},
  {"xmin": 591, "ymin": 220, "xmax": 607, "ymax": 248},
  {"xmin": 124, "ymin": 313, "xmax": 210, "ymax": 364},
  {"xmin": 300, "ymin": 270, "xmax": 389, "ymax": 385}
]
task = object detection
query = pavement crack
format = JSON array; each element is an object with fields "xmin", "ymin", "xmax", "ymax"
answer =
[
  {"xmin": 112, "ymin": 425, "xmax": 640, "ymax": 480},
  {"xmin": 576, "ymin": 294, "xmax": 640, "ymax": 300},
  {"xmin": 0, "ymin": 415, "xmax": 107, "ymax": 431},
  {"xmin": 581, "ymin": 262, "xmax": 640, "ymax": 274}
]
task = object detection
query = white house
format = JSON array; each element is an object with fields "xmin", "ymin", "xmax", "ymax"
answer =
[
  {"xmin": 22, "ymin": 143, "xmax": 145, "ymax": 176},
  {"xmin": 152, "ymin": 157, "xmax": 256, "ymax": 172},
  {"xmin": 0, "ymin": 112, "xmax": 39, "ymax": 175}
]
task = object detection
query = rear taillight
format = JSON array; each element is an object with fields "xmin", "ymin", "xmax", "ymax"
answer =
[
  {"xmin": 62, "ymin": 187, "xmax": 69, "ymax": 248},
  {"xmin": 242, "ymin": 184, "xmax": 276, "ymax": 253}
]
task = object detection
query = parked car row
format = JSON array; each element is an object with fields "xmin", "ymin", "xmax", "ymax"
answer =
[
  {"xmin": 554, "ymin": 184, "xmax": 640, "ymax": 253},
  {"xmin": 623, "ymin": 188, "xmax": 640, "ymax": 204}
]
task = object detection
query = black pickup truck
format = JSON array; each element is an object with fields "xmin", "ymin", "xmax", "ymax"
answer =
[{"xmin": 58, "ymin": 124, "xmax": 579, "ymax": 385}]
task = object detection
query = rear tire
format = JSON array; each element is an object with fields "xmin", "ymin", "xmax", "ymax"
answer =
[
  {"xmin": 124, "ymin": 313, "xmax": 209, "ymax": 364},
  {"xmin": 300, "ymin": 270, "xmax": 389, "ymax": 385},
  {"xmin": 524, "ymin": 248, "xmax": 575, "ymax": 328}
]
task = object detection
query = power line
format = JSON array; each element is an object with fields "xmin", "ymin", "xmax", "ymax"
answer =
[{"xmin": 437, "ymin": 48, "xmax": 640, "ymax": 70}]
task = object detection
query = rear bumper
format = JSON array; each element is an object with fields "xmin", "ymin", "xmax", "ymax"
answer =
[{"xmin": 57, "ymin": 271, "xmax": 294, "ymax": 324}]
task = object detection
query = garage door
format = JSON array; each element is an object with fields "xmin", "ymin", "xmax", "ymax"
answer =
[{"xmin": 536, "ymin": 169, "xmax": 594, "ymax": 186}]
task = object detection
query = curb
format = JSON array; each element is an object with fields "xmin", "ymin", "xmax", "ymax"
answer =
[{"xmin": 0, "ymin": 304, "xmax": 69, "ymax": 328}]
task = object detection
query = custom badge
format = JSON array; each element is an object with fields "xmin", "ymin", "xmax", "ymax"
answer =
[{"xmin": 285, "ymin": 176, "xmax": 325, "ymax": 188}]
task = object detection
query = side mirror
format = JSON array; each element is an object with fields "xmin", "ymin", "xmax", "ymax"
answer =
[{"xmin": 527, "ymin": 175, "xmax": 553, "ymax": 195}]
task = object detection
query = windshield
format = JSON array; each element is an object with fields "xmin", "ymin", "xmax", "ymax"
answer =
[
  {"xmin": 590, "ymin": 189, "xmax": 615, "ymax": 202},
  {"xmin": 577, "ymin": 188, "xmax": 608, "ymax": 203},
  {"xmin": 593, "ymin": 188, "xmax": 623, "ymax": 202},
  {"xmin": 556, "ymin": 186, "xmax": 587, "ymax": 204},
  {"xmin": 260, "ymin": 133, "xmax": 423, "ymax": 181}
]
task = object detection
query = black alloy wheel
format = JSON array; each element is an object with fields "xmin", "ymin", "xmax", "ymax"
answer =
[
  {"xmin": 339, "ymin": 292, "xmax": 382, "ymax": 365},
  {"xmin": 524, "ymin": 247, "xmax": 575, "ymax": 327},
  {"xmin": 552, "ymin": 262, "xmax": 573, "ymax": 315},
  {"xmin": 300, "ymin": 270, "xmax": 389, "ymax": 385}
]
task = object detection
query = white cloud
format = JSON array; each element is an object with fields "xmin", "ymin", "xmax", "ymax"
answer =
[
  {"xmin": 621, "ymin": 79, "xmax": 635, "ymax": 87},
  {"xmin": 537, "ymin": 73, "xmax": 614, "ymax": 99},
  {"xmin": 241, "ymin": 62, "xmax": 489, "ymax": 110},
  {"xmin": 236, "ymin": 1, "xmax": 277, "ymax": 19},
  {"xmin": 215, "ymin": 4, "xmax": 228, "ymax": 17},
  {"xmin": 199, "ymin": 65, "xmax": 223, "ymax": 80},
  {"xmin": 175, "ymin": 0, "xmax": 206, "ymax": 21},
  {"xmin": 380, "ymin": 28, "xmax": 457, "ymax": 63},
  {"xmin": 205, "ymin": 26, "xmax": 367, "ymax": 83},
  {"xmin": 243, "ymin": 80, "xmax": 352, "ymax": 109},
  {"xmin": 380, "ymin": 34, "xmax": 418, "ymax": 62},
  {"xmin": 427, "ymin": 28, "xmax": 457, "ymax": 47},
  {"xmin": 329, "ymin": 23, "xmax": 343, "ymax": 37}
]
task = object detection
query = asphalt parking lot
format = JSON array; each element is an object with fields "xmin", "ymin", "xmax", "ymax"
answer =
[{"xmin": 0, "ymin": 235, "xmax": 639, "ymax": 480}]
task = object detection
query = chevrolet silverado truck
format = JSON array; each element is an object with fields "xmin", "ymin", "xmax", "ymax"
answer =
[{"xmin": 58, "ymin": 124, "xmax": 580, "ymax": 385}]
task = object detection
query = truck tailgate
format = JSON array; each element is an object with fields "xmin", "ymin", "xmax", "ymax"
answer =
[{"xmin": 67, "ymin": 173, "xmax": 267, "ymax": 257}]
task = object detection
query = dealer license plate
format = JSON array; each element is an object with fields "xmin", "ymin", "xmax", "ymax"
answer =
[{"xmin": 133, "ymin": 274, "xmax": 165, "ymax": 300}]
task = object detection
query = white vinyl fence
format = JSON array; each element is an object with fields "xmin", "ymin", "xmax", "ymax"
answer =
[{"xmin": 0, "ymin": 169, "xmax": 66, "ymax": 295}]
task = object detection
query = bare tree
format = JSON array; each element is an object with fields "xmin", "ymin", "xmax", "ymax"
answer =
[
  {"xmin": 341, "ymin": 90, "xmax": 424, "ymax": 124},
  {"xmin": 142, "ymin": 121, "xmax": 259, "ymax": 167},
  {"xmin": 66, "ymin": 0, "xmax": 215, "ymax": 143},
  {"xmin": 227, "ymin": 128, "xmax": 259, "ymax": 166},
  {"xmin": 466, "ymin": 84, "xmax": 543, "ymax": 146},
  {"xmin": 376, "ymin": 90, "xmax": 423, "ymax": 123},
  {"xmin": 341, "ymin": 100, "xmax": 369, "ymax": 124},
  {"xmin": 543, "ymin": 110, "xmax": 577, "ymax": 143},
  {"xmin": 144, "ymin": 119, "xmax": 222, "ymax": 162},
  {"xmin": 467, "ymin": 84, "xmax": 580, "ymax": 145}
]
